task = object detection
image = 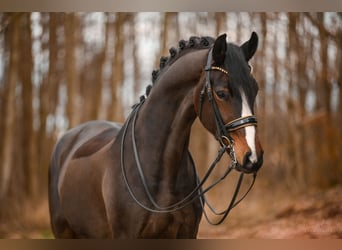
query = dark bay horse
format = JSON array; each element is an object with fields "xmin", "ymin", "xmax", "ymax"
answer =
[{"xmin": 48, "ymin": 33, "xmax": 263, "ymax": 238}]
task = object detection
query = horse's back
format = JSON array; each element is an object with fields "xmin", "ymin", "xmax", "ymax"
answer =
[{"xmin": 48, "ymin": 120, "xmax": 121, "ymax": 238}]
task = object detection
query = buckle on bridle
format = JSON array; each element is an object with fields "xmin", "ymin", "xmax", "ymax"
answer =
[
  {"xmin": 220, "ymin": 135, "xmax": 232, "ymax": 148},
  {"xmin": 219, "ymin": 135, "xmax": 238, "ymax": 168}
]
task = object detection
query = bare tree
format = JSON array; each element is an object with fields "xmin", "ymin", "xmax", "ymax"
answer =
[
  {"xmin": 0, "ymin": 13, "xmax": 20, "ymax": 203},
  {"xmin": 19, "ymin": 13, "xmax": 37, "ymax": 197},
  {"xmin": 65, "ymin": 13, "xmax": 80, "ymax": 128},
  {"xmin": 214, "ymin": 12, "xmax": 227, "ymax": 35},
  {"xmin": 159, "ymin": 12, "xmax": 179, "ymax": 60},
  {"xmin": 108, "ymin": 13, "xmax": 126, "ymax": 122}
]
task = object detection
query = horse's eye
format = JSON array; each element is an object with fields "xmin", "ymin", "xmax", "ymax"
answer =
[{"xmin": 216, "ymin": 91, "xmax": 228, "ymax": 99}]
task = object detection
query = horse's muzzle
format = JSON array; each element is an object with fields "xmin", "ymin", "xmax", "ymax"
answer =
[{"xmin": 236, "ymin": 151, "xmax": 264, "ymax": 174}]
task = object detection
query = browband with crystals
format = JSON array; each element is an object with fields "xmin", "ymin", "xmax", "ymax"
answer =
[{"xmin": 210, "ymin": 66, "xmax": 228, "ymax": 75}]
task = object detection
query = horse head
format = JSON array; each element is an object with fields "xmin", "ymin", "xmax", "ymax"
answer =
[{"xmin": 194, "ymin": 32, "xmax": 263, "ymax": 174}]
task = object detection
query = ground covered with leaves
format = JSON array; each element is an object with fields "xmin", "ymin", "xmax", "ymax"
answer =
[
  {"xmin": 198, "ymin": 184, "xmax": 342, "ymax": 239},
  {"xmin": 0, "ymin": 185, "xmax": 341, "ymax": 239}
]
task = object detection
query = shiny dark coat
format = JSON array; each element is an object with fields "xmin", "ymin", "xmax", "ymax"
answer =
[{"xmin": 48, "ymin": 33, "xmax": 262, "ymax": 238}]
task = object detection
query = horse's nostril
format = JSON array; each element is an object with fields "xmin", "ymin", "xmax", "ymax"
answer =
[
  {"xmin": 241, "ymin": 151, "xmax": 263, "ymax": 173},
  {"xmin": 243, "ymin": 151, "xmax": 252, "ymax": 166}
]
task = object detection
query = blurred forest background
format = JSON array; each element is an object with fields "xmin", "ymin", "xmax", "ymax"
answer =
[{"xmin": 0, "ymin": 12, "xmax": 341, "ymax": 237}]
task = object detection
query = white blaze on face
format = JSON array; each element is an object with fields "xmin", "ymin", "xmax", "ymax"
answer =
[{"xmin": 241, "ymin": 91, "xmax": 257, "ymax": 163}]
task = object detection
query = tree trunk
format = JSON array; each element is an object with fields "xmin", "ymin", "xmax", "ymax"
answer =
[
  {"xmin": 129, "ymin": 14, "xmax": 141, "ymax": 99},
  {"xmin": 19, "ymin": 13, "xmax": 37, "ymax": 198},
  {"xmin": 160, "ymin": 12, "xmax": 179, "ymax": 57},
  {"xmin": 316, "ymin": 13, "xmax": 335, "ymax": 187},
  {"xmin": 65, "ymin": 13, "xmax": 80, "ymax": 128},
  {"xmin": 0, "ymin": 13, "xmax": 19, "ymax": 202},
  {"xmin": 317, "ymin": 13, "xmax": 331, "ymax": 117},
  {"xmin": 338, "ymin": 27, "xmax": 342, "ymax": 120},
  {"xmin": 109, "ymin": 13, "xmax": 125, "ymax": 121},
  {"xmin": 90, "ymin": 14, "xmax": 109, "ymax": 120},
  {"xmin": 286, "ymin": 13, "xmax": 302, "ymax": 188},
  {"xmin": 214, "ymin": 12, "xmax": 227, "ymax": 35},
  {"xmin": 38, "ymin": 13, "xmax": 61, "ymax": 189}
]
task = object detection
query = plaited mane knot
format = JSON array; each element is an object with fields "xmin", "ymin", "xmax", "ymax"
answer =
[
  {"xmin": 160, "ymin": 56, "xmax": 168, "ymax": 68},
  {"xmin": 189, "ymin": 36, "xmax": 197, "ymax": 47},
  {"xmin": 179, "ymin": 40, "xmax": 186, "ymax": 50},
  {"xmin": 139, "ymin": 95, "xmax": 145, "ymax": 102},
  {"xmin": 200, "ymin": 37, "xmax": 209, "ymax": 47},
  {"xmin": 169, "ymin": 47, "xmax": 177, "ymax": 58},
  {"xmin": 145, "ymin": 85, "xmax": 152, "ymax": 96},
  {"xmin": 152, "ymin": 70, "xmax": 159, "ymax": 84}
]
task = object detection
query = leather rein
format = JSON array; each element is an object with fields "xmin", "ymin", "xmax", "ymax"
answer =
[{"xmin": 120, "ymin": 47, "xmax": 257, "ymax": 225}]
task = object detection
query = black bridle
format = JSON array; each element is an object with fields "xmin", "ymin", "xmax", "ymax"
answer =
[
  {"xmin": 197, "ymin": 47, "xmax": 259, "ymax": 224},
  {"xmin": 198, "ymin": 47, "xmax": 258, "ymax": 150},
  {"xmin": 120, "ymin": 47, "xmax": 258, "ymax": 225}
]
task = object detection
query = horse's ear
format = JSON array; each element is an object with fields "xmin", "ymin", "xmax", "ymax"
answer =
[
  {"xmin": 241, "ymin": 32, "xmax": 258, "ymax": 61},
  {"xmin": 212, "ymin": 34, "xmax": 227, "ymax": 65}
]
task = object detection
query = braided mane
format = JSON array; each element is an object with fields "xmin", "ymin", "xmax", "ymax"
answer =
[{"xmin": 138, "ymin": 36, "xmax": 215, "ymax": 103}]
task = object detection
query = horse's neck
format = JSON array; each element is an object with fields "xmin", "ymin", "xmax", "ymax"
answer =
[{"xmin": 134, "ymin": 49, "xmax": 207, "ymax": 192}]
